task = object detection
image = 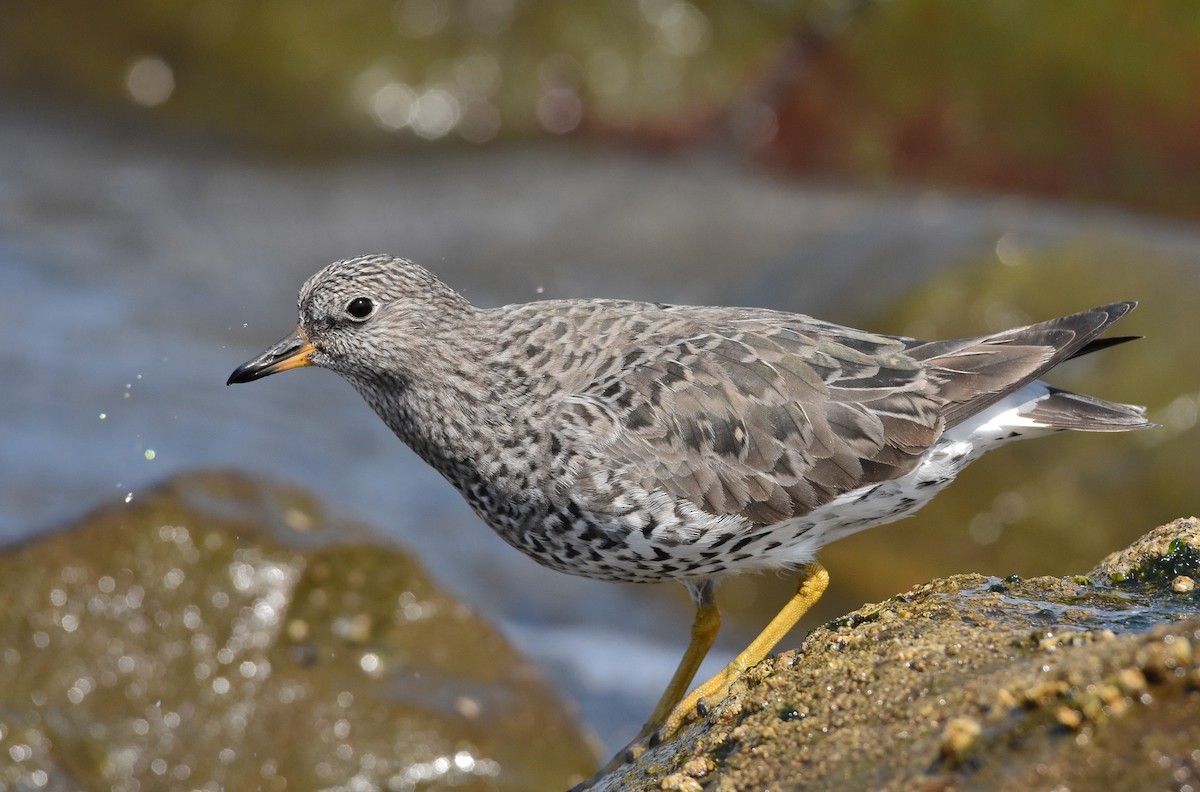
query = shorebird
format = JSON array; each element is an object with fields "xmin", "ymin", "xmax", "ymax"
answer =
[{"xmin": 228, "ymin": 255, "xmax": 1152, "ymax": 779}]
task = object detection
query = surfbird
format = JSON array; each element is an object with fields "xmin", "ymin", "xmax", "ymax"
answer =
[{"xmin": 228, "ymin": 254, "xmax": 1153, "ymax": 778}]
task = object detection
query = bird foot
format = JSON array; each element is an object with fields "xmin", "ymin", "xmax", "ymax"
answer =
[
  {"xmin": 653, "ymin": 664, "xmax": 737, "ymax": 738},
  {"xmin": 569, "ymin": 683, "xmax": 730, "ymax": 790}
]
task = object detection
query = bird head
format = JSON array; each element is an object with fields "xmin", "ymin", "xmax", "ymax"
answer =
[{"xmin": 227, "ymin": 254, "xmax": 472, "ymax": 387}]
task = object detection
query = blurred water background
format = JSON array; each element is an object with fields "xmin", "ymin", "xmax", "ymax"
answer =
[{"xmin": 2, "ymin": 0, "xmax": 1198, "ymax": 755}]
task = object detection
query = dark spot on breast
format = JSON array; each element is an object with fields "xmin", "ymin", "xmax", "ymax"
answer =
[
  {"xmin": 641, "ymin": 516, "xmax": 659, "ymax": 539},
  {"xmin": 728, "ymin": 535, "xmax": 756, "ymax": 554},
  {"xmin": 855, "ymin": 484, "xmax": 882, "ymax": 503}
]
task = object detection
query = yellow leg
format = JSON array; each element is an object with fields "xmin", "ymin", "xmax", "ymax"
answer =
[
  {"xmin": 655, "ymin": 562, "xmax": 829, "ymax": 741},
  {"xmin": 576, "ymin": 563, "xmax": 830, "ymax": 790},
  {"xmin": 591, "ymin": 582, "xmax": 720, "ymax": 778},
  {"xmin": 641, "ymin": 587, "xmax": 721, "ymax": 737}
]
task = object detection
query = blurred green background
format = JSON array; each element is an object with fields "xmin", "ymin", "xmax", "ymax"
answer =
[{"xmin": 5, "ymin": 0, "xmax": 1200, "ymax": 215}]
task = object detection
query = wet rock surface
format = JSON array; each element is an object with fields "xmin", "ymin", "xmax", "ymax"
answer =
[
  {"xmin": 602, "ymin": 518, "xmax": 1200, "ymax": 791},
  {"xmin": 0, "ymin": 471, "xmax": 595, "ymax": 791}
]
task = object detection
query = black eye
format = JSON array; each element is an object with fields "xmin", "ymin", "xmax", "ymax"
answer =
[{"xmin": 346, "ymin": 297, "xmax": 375, "ymax": 320}]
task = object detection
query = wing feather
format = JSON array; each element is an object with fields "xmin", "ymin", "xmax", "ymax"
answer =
[{"xmin": 553, "ymin": 321, "xmax": 945, "ymax": 526}]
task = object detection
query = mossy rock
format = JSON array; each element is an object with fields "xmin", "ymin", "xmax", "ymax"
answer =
[
  {"xmin": 601, "ymin": 518, "xmax": 1200, "ymax": 791},
  {"xmin": 0, "ymin": 470, "xmax": 595, "ymax": 791}
]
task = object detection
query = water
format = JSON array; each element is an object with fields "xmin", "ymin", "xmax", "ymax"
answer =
[{"xmin": 2, "ymin": 105, "xmax": 1197, "ymax": 751}]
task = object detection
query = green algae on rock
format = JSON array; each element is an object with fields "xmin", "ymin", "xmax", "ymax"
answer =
[
  {"xmin": 1096, "ymin": 519, "xmax": 1200, "ymax": 588},
  {"xmin": 0, "ymin": 471, "xmax": 595, "ymax": 791},
  {"xmin": 600, "ymin": 517, "xmax": 1200, "ymax": 791}
]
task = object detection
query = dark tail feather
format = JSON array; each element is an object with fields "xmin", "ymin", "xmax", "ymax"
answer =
[
  {"xmin": 1022, "ymin": 387, "xmax": 1157, "ymax": 432},
  {"xmin": 909, "ymin": 301, "xmax": 1149, "ymax": 429},
  {"xmin": 1069, "ymin": 335, "xmax": 1141, "ymax": 360}
]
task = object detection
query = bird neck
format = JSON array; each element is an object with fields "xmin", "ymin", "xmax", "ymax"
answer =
[{"xmin": 364, "ymin": 331, "xmax": 543, "ymax": 493}]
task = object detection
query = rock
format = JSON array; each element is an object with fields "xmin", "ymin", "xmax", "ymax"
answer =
[
  {"xmin": 600, "ymin": 517, "xmax": 1200, "ymax": 791},
  {"xmin": 0, "ymin": 471, "xmax": 595, "ymax": 791}
]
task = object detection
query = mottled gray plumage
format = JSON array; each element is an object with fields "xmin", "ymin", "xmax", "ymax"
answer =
[{"xmin": 228, "ymin": 254, "xmax": 1152, "ymax": 588}]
